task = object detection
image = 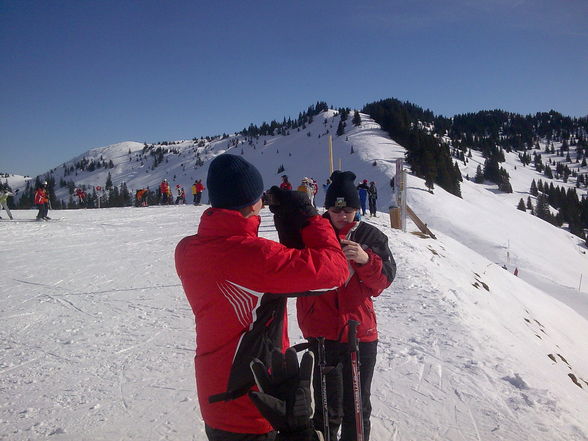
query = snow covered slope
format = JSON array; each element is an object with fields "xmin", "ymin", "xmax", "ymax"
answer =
[
  {"xmin": 1, "ymin": 205, "xmax": 587, "ymax": 440},
  {"xmin": 2, "ymin": 108, "xmax": 587, "ymax": 439}
]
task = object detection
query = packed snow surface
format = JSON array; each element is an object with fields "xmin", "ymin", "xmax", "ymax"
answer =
[
  {"xmin": 1, "ymin": 203, "xmax": 587, "ymax": 441},
  {"xmin": 2, "ymin": 110, "xmax": 588, "ymax": 440}
]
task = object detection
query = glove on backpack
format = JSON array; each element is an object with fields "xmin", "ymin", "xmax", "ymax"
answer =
[{"xmin": 250, "ymin": 348, "xmax": 322, "ymax": 441}]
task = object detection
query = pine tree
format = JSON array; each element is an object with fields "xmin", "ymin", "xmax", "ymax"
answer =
[
  {"xmin": 526, "ymin": 196, "xmax": 534, "ymax": 213},
  {"xmin": 517, "ymin": 198, "xmax": 526, "ymax": 211},
  {"xmin": 352, "ymin": 110, "xmax": 362, "ymax": 126},
  {"xmin": 474, "ymin": 165, "xmax": 484, "ymax": 183},
  {"xmin": 530, "ymin": 179, "xmax": 538, "ymax": 196},
  {"xmin": 336, "ymin": 120, "xmax": 345, "ymax": 136},
  {"xmin": 105, "ymin": 172, "xmax": 113, "ymax": 190}
]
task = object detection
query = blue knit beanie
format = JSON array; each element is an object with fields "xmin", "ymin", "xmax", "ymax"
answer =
[{"xmin": 207, "ymin": 154, "xmax": 264, "ymax": 209}]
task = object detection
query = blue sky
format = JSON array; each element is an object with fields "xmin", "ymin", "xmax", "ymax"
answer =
[{"xmin": 1, "ymin": 0, "xmax": 587, "ymax": 177}]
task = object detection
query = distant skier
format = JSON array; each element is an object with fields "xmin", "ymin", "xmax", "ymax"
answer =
[
  {"xmin": 0, "ymin": 188, "xmax": 14, "ymax": 220},
  {"xmin": 135, "ymin": 189, "xmax": 148, "ymax": 207},
  {"xmin": 74, "ymin": 188, "xmax": 86, "ymax": 207},
  {"xmin": 297, "ymin": 178, "xmax": 314, "ymax": 206},
  {"xmin": 357, "ymin": 179, "xmax": 369, "ymax": 216},
  {"xmin": 175, "ymin": 185, "xmax": 185, "ymax": 204},
  {"xmin": 34, "ymin": 181, "xmax": 50, "ymax": 220},
  {"xmin": 311, "ymin": 178, "xmax": 318, "ymax": 208},
  {"xmin": 160, "ymin": 179, "xmax": 170, "ymax": 204},
  {"xmin": 192, "ymin": 179, "xmax": 205, "ymax": 205},
  {"xmin": 368, "ymin": 181, "xmax": 378, "ymax": 217},
  {"xmin": 280, "ymin": 174, "xmax": 292, "ymax": 190}
]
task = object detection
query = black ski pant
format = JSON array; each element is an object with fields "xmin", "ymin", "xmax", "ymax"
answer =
[
  {"xmin": 205, "ymin": 424, "xmax": 275, "ymax": 441},
  {"xmin": 309, "ymin": 339, "xmax": 377, "ymax": 441},
  {"xmin": 368, "ymin": 199, "xmax": 377, "ymax": 216},
  {"xmin": 36, "ymin": 203, "xmax": 48, "ymax": 219}
]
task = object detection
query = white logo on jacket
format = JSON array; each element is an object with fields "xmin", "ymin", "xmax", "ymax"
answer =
[{"xmin": 217, "ymin": 281, "xmax": 264, "ymax": 329}]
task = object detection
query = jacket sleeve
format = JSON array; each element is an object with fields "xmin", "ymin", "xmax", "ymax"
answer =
[
  {"xmin": 234, "ymin": 216, "xmax": 349, "ymax": 295},
  {"xmin": 351, "ymin": 250, "xmax": 391, "ymax": 296}
]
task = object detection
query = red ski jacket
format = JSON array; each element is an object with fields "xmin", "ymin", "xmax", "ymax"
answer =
[
  {"xmin": 297, "ymin": 219, "xmax": 396, "ymax": 343},
  {"xmin": 175, "ymin": 208, "xmax": 349, "ymax": 434},
  {"xmin": 34, "ymin": 188, "xmax": 48, "ymax": 205}
]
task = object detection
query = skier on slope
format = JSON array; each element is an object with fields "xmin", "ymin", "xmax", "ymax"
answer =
[
  {"xmin": 356, "ymin": 179, "xmax": 369, "ymax": 217},
  {"xmin": 297, "ymin": 178, "xmax": 314, "ymax": 207},
  {"xmin": 175, "ymin": 185, "xmax": 185, "ymax": 204},
  {"xmin": 280, "ymin": 175, "xmax": 292, "ymax": 191},
  {"xmin": 175, "ymin": 154, "xmax": 349, "ymax": 441},
  {"xmin": 160, "ymin": 179, "xmax": 169, "ymax": 204},
  {"xmin": 34, "ymin": 181, "xmax": 50, "ymax": 221},
  {"xmin": 0, "ymin": 188, "xmax": 14, "ymax": 220},
  {"xmin": 368, "ymin": 181, "xmax": 378, "ymax": 217},
  {"xmin": 192, "ymin": 179, "xmax": 205, "ymax": 205},
  {"xmin": 296, "ymin": 171, "xmax": 396, "ymax": 441}
]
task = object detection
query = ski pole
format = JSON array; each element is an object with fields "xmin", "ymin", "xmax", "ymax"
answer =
[
  {"xmin": 348, "ymin": 320, "xmax": 364, "ymax": 441},
  {"xmin": 317, "ymin": 337, "xmax": 330, "ymax": 441}
]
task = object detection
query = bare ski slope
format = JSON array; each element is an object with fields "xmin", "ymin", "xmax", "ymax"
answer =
[{"xmin": 1, "ymin": 204, "xmax": 587, "ymax": 440}]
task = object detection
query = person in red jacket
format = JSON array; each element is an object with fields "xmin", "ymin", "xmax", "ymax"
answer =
[
  {"xmin": 296, "ymin": 170, "xmax": 396, "ymax": 441},
  {"xmin": 175, "ymin": 154, "xmax": 349, "ymax": 441},
  {"xmin": 34, "ymin": 181, "xmax": 50, "ymax": 220},
  {"xmin": 280, "ymin": 175, "xmax": 292, "ymax": 191},
  {"xmin": 160, "ymin": 179, "xmax": 169, "ymax": 204}
]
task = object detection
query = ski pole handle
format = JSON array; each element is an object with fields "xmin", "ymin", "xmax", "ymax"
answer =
[{"xmin": 348, "ymin": 320, "xmax": 360, "ymax": 352}]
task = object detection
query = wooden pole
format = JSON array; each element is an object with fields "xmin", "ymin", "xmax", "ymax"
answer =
[
  {"xmin": 406, "ymin": 205, "xmax": 437, "ymax": 239},
  {"xmin": 328, "ymin": 135, "xmax": 334, "ymax": 175}
]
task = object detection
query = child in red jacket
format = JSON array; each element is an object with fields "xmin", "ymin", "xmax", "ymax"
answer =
[{"xmin": 297, "ymin": 171, "xmax": 396, "ymax": 441}]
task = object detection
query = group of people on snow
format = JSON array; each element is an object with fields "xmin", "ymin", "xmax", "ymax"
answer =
[
  {"xmin": 356, "ymin": 180, "xmax": 378, "ymax": 217},
  {"xmin": 175, "ymin": 155, "xmax": 396, "ymax": 441}
]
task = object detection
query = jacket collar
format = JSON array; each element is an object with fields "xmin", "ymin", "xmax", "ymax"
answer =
[{"xmin": 197, "ymin": 207, "xmax": 260, "ymax": 238}]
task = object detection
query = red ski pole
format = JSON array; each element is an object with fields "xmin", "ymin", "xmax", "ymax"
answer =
[{"xmin": 348, "ymin": 320, "xmax": 364, "ymax": 441}]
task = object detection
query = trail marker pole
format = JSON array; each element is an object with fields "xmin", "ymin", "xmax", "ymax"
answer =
[{"xmin": 328, "ymin": 135, "xmax": 334, "ymax": 175}]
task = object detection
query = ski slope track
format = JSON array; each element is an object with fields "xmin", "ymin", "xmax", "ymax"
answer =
[
  {"xmin": 2, "ymin": 110, "xmax": 588, "ymax": 440},
  {"xmin": 1, "ymin": 204, "xmax": 587, "ymax": 440}
]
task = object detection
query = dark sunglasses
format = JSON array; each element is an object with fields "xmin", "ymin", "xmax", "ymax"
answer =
[{"xmin": 329, "ymin": 207, "xmax": 356, "ymax": 214}]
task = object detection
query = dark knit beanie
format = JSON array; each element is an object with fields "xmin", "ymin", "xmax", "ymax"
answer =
[
  {"xmin": 324, "ymin": 170, "xmax": 361, "ymax": 209},
  {"xmin": 207, "ymin": 154, "xmax": 264, "ymax": 209}
]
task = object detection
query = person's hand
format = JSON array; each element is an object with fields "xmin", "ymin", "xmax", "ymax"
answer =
[
  {"xmin": 340, "ymin": 239, "xmax": 369, "ymax": 265},
  {"xmin": 249, "ymin": 348, "xmax": 315, "ymax": 437}
]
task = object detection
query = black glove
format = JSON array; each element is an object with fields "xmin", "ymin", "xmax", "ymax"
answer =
[
  {"xmin": 249, "ymin": 348, "xmax": 316, "ymax": 438},
  {"xmin": 266, "ymin": 187, "xmax": 318, "ymax": 249}
]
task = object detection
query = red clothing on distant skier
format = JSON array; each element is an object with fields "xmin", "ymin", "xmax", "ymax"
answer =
[
  {"xmin": 297, "ymin": 220, "xmax": 395, "ymax": 343},
  {"xmin": 175, "ymin": 207, "xmax": 349, "ymax": 434},
  {"xmin": 160, "ymin": 181, "xmax": 169, "ymax": 194},
  {"xmin": 280, "ymin": 181, "xmax": 292, "ymax": 191},
  {"xmin": 34, "ymin": 188, "xmax": 48, "ymax": 205},
  {"xmin": 196, "ymin": 182, "xmax": 205, "ymax": 193}
]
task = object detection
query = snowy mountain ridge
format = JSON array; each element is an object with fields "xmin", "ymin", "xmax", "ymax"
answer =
[{"xmin": 1, "ymin": 108, "xmax": 588, "ymax": 440}]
